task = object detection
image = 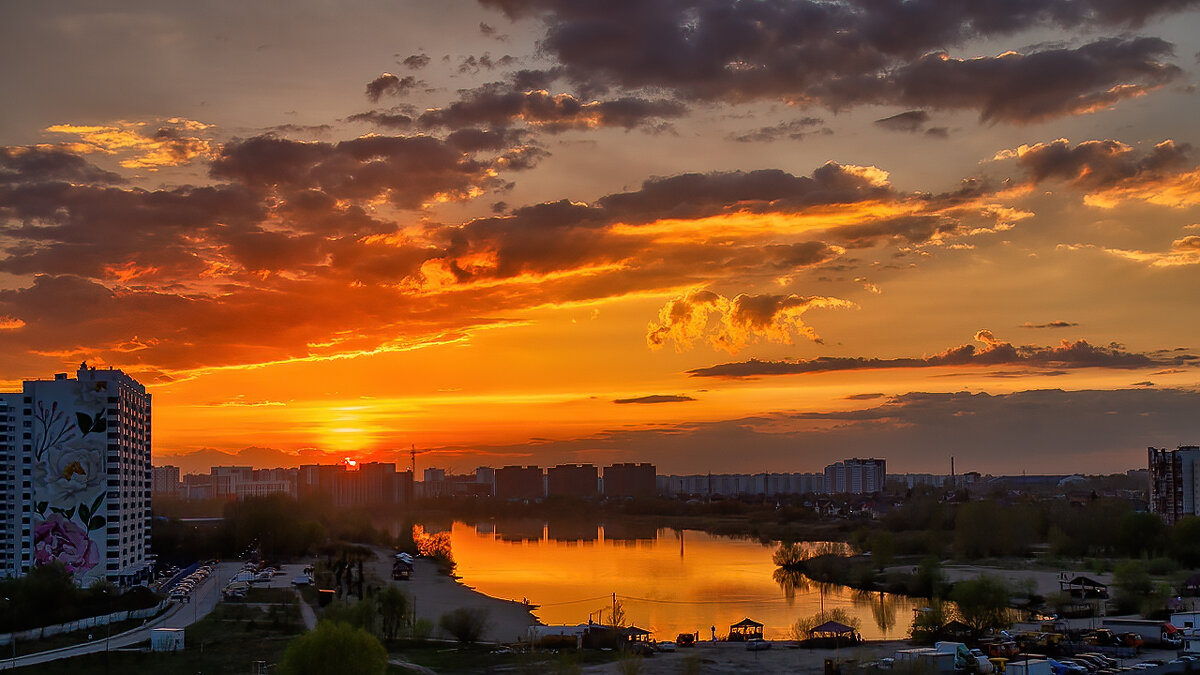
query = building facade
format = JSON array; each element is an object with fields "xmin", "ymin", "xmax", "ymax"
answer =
[
  {"xmin": 151, "ymin": 465, "xmax": 181, "ymax": 496},
  {"xmin": 494, "ymin": 465, "xmax": 543, "ymax": 500},
  {"xmin": 824, "ymin": 458, "xmax": 886, "ymax": 494},
  {"xmin": 1149, "ymin": 446, "xmax": 1200, "ymax": 524},
  {"xmin": 603, "ymin": 463, "xmax": 656, "ymax": 498},
  {"xmin": 1, "ymin": 364, "xmax": 153, "ymax": 585},
  {"xmin": 547, "ymin": 464, "xmax": 598, "ymax": 497}
]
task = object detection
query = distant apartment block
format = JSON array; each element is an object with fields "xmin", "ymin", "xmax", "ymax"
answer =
[
  {"xmin": 603, "ymin": 463, "xmax": 656, "ymax": 498},
  {"xmin": 1149, "ymin": 446, "xmax": 1200, "ymax": 524},
  {"xmin": 299, "ymin": 462, "xmax": 409, "ymax": 507},
  {"xmin": 657, "ymin": 472, "xmax": 826, "ymax": 497},
  {"xmin": 1, "ymin": 365, "xmax": 152, "ymax": 585},
  {"xmin": 547, "ymin": 464, "xmax": 598, "ymax": 497},
  {"xmin": 825, "ymin": 458, "xmax": 886, "ymax": 494},
  {"xmin": 495, "ymin": 465, "xmax": 544, "ymax": 500},
  {"xmin": 152, "ymin": 465, "xmax": 181, "ymax": 496}
]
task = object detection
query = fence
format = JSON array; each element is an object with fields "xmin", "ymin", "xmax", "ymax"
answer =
[{"xmin": 0, "ymin": 600, "xmax": 169, "ymax": 646}]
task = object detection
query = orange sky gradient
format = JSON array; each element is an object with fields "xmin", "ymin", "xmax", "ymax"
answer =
[{"xmin": 2, "ymin": 1, "xmax": 1200, "ymax": 475}]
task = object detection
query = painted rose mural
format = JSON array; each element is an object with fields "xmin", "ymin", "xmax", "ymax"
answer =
[{"xmin": 30, "ymin": 380, "xmax": 110, "ymax": 581}]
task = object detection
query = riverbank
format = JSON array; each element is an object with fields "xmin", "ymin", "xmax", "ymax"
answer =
[
  {"xmin": 580, "ymin": 640, "xmax": 907, "ymax": 674},
  {"xmin": 366, "ymin": 549, "xmax": 538, "ymax": 643}
]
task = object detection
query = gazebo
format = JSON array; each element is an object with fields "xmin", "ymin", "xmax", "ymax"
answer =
[
  {"xmin": 1060, "ymin": 576, "xmax": 1108, "ymax": 599},
  {"xmin": 728, "ymin": 618, "xmax": 764, "ymax": 642},
  {"xmin": 806, "ymin": 620, "xmax": 863, "ymax": 646}
]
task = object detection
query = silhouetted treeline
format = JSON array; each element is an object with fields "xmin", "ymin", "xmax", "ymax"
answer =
[
  {"xmin": 0, "ymin": 564, "xmax": 159, "ymax": 632},
  {"xmin": 152, "ymin": 493, "xmax": 399, "ymax": 565}
]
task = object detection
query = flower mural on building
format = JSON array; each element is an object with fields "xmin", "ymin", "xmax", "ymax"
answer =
[
  {"xmin": 29, "ymin": 380, "xmax": 110, "ymax": 580},
  {"xmin": 33, "ymin": 513, "xmax": 99, "ymax": 575},
  {"xmin": 33, "ymin": 441, "xmax": 106, "ymax": 506}
]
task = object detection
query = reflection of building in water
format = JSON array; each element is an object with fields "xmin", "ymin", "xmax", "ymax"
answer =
[
  {"xmin": 601, "ymin": 521, "xmax": 657, "ymax": 544},
  {"xmin": 548, "ymin": 464, "xmax": 598, "ymax": 497},
  {"xmin": 493, "ymin": 517, "xmax": 546, "ymax": 542},
  {"xmin": 603, "ymin": 463, "xmax": 656, "ymax": 498},
  {"xmin": 546, "ymin": 521, "xmax": 599, "ymax": 543}
]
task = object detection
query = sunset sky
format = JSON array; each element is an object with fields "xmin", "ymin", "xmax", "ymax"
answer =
[{"xmin": 3, "ymin": 0, "xmax": 1200, "ymax": 475}]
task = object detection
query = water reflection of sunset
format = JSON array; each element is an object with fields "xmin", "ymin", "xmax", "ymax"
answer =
[{"xmin": 443, "ymin": 521, "xmax": 922, "ymax": 640}]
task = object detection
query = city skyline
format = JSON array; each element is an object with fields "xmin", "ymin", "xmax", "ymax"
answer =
[{"xmin": 2, "ymin": 2, "xmax": 1200, "ymax": 474}]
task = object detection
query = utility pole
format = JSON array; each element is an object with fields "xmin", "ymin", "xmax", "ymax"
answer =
[{"xmin": 611, "ymin": 593, "xmax": 616, "ymax": 627}]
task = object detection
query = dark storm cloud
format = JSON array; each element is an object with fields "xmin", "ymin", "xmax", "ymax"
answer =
[
  {"xmin": 612, "ymin": 394, "xmax": 697, "ymax": 404},
  {"xmin": 875, "ymin": 110, "xmax": 931, "ymax": 133},
  {"xmin": 596, "ymin": 164, "xmax": 893, "ymax": 224},
  {"xmin": 416, "ymin": 88, "xmax": 686, "ymax": 132},
  {"xmin": 402, "ymin": 53, "xmax": 431, "ymax": 70},
  {"xmin": 0, "ymin": 146, "xmax": 124, "ymax": 185},
  {"xmin": 345, "ymin": 110, "xmax": 414, "ymax": 129},
  {"xmin": 1007, "ymin": 138, "xmax": 1194, "ymax": 190},
  {"xmin": 476, "ymin": 0, "xmax": 1193, "ymax": 122},
  {"xmin": 1021, "ymin": 320, "xmax": 1079, "ymax": 328},
  {"xmin": 210, "ymin": 134, "xmax": 516, "ymax": 209},
  {"xmin": 365, "ymin": 73, "xmax": 421, "ymax": 101},
  {"xmin": 688, "ymin": 330, "xmax": 1196, "ymax": 378},
  {"xmin": 727, "ymin": 118, "xmax": 828, "ymax": 142}
]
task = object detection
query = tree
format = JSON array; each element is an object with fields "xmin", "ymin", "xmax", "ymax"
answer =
[
  {"xmin": 869, "ymin": 532, "xmax": 896, "ymax": 571},
  {"xmin": 377, "ymin": 585, "xmax": 410, "ymax": 640},
  {"xmin": 909, "ymin": 556, "xmax": 948, "ymax": 599},
  {"xmin": 790, "ymin": 608, "xmax": 862, "ymax": 640},
  {"xmin": 277, "ymin": 620, "xmax": 387, "ymax": 675},
  {"xmin": 1112, "ymin": 560, "xmax": 1153, "ymax": 614},
  {"xmin": 1116, "ymin": 512, "xmax": 1167, "ymax": 558},
  {"xmin": 1172, "ymin": 517, "xmax": 1200, "ymax": 567},
  {"xmin": 950, "ymin": 576, "xmax": 1012, "ymax": 635},
  {"xmin": 322, "ymin": 598, "xmax": 380, "ymax": 636},
  {"xmin": 439, "ymin": 607, "xmax": 490, "ymax": 644},
  {"xmin": 910, "ymin": 600, "xmax": 949, "ymax": 645}
]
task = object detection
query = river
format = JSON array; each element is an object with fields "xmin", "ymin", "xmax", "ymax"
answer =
[{"xmin": 434, "ymin": 520, "xmax": 923, "ymax": 641}]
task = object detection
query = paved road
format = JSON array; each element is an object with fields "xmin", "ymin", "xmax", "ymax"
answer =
[{"xmin": 0, "ymin": 562, "xmax": 240, "ymax": 671}]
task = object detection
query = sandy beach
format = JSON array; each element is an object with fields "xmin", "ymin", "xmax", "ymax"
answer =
[{"xmin": 367, "ymin": 549, "xmax": 539, "ymax": 643}]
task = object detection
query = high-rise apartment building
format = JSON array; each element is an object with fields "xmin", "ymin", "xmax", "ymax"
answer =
[
  {"xmin": 1149, "ymin": 446, "xmax": 1200, "ymax": 524},
  {"xmin": 151, "ymin": 465, "xmax": 181, "ymax": 496},
  {"xmin": 603, "ymin": 463, "xmax": 656, "ymax": 498},
  {"xmin": 494, "ymin": 465, "xmax": 543, "ymax": 500},
  {"xmin": 547, "ymin": 464, "xmax": 598, "ymax": 497},
  {"xmin": 824, "ymin": 458, "xmax": 886, "ymax": 494},
  {"xmin": 1, "ymin": 364, "xmax": 152, "ymax": 585}
]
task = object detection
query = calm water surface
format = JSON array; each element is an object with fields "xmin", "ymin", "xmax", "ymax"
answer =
[{"xmin": 440, "ymin": 520, "xmax": 922, "ymax": 641}]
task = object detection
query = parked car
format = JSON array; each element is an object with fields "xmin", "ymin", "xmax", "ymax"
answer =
[
  {"xmin": 745, "ymin": 639, "xmax": 771, "ymax": 651},
  {"xmin": 656, "ymin": 641, "xmax": 677, "ymax": 652}
]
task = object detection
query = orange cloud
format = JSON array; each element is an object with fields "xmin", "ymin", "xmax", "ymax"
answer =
[
  {"xmin": 45, "ymin": 119, "xmax": 216, "ymax": 169},
  {"xmin": 646, "ymin": 289, "xmax": 855, "ymax": 354}
]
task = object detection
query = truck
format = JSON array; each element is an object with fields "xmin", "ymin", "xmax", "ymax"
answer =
[
  {"xmin": 1004, "ymin": 658, "xmax": 1054, "ymax": 675},
  {"xmin": 1101, "ymin": 618, "xmax": 1182, "ymax": 647},
  {"xmin": 935, "ymin": 642, "xmax": 994, "ymax": 673},
  {"xmin": 895, "ymin": 648, "xmax": 956, "ymax": 673}
]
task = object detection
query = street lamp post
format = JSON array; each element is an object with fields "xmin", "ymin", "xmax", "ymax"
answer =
[{"xmin": 3, "ymin": 596, "xmax": 14, "ymax": 671}]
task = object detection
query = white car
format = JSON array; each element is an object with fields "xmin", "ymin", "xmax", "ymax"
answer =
[{"xmin": 655, "ymin": 641, "xmax": 677, "ymax": 652}]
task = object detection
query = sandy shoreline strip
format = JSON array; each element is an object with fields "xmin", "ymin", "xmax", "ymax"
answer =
[{"xmin": 368, "ymin": 551, "xmax": 539, "ymax": 643}]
